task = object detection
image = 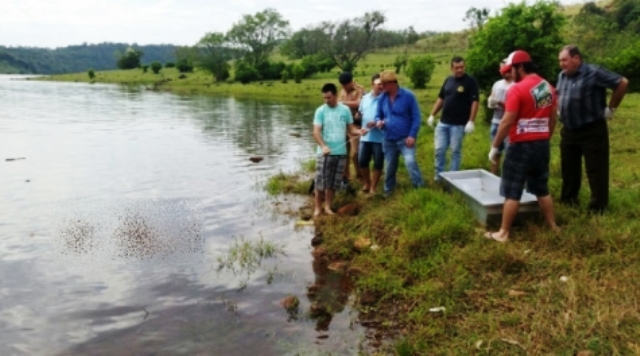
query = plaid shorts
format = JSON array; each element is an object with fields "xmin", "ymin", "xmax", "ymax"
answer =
[
  {"xmin": 500, "ymin": 140, "xmax": 550, "ymax": 200},
  {"xmin": 315, "ymin": 155, "xmax": 347, "ymax": 191}
]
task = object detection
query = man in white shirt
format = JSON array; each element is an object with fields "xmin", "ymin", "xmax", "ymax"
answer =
[{"xmin": 487, "ymin": 58, "xmax": 514, "ymax": 175}]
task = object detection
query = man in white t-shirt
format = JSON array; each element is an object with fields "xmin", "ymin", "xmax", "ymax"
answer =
[{"xmin": 487, "ymin": 58, "xmax": 514, "ymax": 175}]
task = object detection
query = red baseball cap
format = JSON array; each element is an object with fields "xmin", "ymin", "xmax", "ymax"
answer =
[{"xmin": 500, "ymin": 50, "xmax": 532, "ymax": 74}]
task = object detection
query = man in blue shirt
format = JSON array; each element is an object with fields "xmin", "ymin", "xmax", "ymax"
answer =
[
  {"xmin": 375, "ymin": 70, "xmax": 425, "ymax": 195},
  {"xmin": 357, "ymin": 73, "xmax": 384, "ymax": 193}
]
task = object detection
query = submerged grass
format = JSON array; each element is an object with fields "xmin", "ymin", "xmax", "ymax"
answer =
[{"xmin": 41, "ymin": 48, "xmax": 640, "ymax": 354}]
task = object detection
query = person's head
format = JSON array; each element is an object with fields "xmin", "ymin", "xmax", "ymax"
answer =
[
  {"xmin": 379, "ymin": 70, "xmax": 398, "ymax": 94},
  {"xmin": 559, "ymin": 45, "xmax": 583, "ymax": 76},
  {"xmin": 499, "ymin": 58, "xmax": 512, "ymax": 81},
  {"xmin": 321, "ymin": 83, "xmax": 338, "ymax": 107},
  {"xmin": 338, "ymin": 71, "xmax": 354, "ymax": 91},
  {"xmin": 370, "ymin": 73, "xmax": 383, "ymax": 96},
  {"xmin": 451, "ymin": 56, "xmax": 465, "ymax": 78},
  {"xmin": 501, "ymin": 50, "xmax": 536, "ymax": 82}
]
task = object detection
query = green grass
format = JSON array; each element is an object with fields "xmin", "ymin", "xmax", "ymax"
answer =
[{"xmin": 41, "ymin": 46, "xmax": 640, "ymax": 354}]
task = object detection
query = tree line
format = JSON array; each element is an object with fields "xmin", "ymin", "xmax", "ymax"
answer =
[{"xmin": 0, "ymin": 43, "xmax": 177, "ymax": 74}]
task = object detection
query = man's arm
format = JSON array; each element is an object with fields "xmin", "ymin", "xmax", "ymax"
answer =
[
  {"xmin": 341, "ymin": 87, "xmax": 364, "ymax": 110},
  {"xmin": 469, "ymin": 101, "xmax": 479, "ymax": 123},
  {"xmin": 348, "ymin": 124, "xmax": 361, "ymax": 136},
  {"xmin": 313, "ymin": 124, "xmax": 330, "ymax": 155},
  {"xmin": 493, "ymin": 111, "xmax": 517, "ymax": 148},
  {"xmin": 430, "ymin": 98, "xmax": 444, "ymax": 116},
  {"xmin": 609, "ymin": 77, "xmax": 628, "ymax": 109}
]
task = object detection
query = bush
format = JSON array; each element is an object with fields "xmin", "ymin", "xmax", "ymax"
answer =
[
  {"xmin": 142, "ymin": 65, "xmax": 149, "ymax": 73},
  {"xmin": 606, "ymin": 39, "xmax": 640, "ymax": 92},
  {"xmin": 406, "ymin": 55, "xmax": 436, "ymax": 89},
  {"xmin": 87, "ymin": 69, "xmax": 95, "ymax": 80},
  {"xmin": 164, "ymin": 62, "xmax": 175, "ymax": 68},
  {"xmin": 292, "ymin": 64, "xmax": 305, "ymax": 83},
  {"xmin": 466, "ymin": 2, "xmax": 566, "ymax": 91},
  {"xmin": 255, "ymin": 61, "xmax": 286, "ymax": 80},
  {"xmin": 235, "ymin": 61, "xmax": 260, "ymax": 84},
  {"xmin": 281, "ymin": 69, "xmax": 290, "ymax": 83},
  {"xmin": 150, "ymin": 61, "xmax": 162, "ymax": 74},
  {"xmin": 176, "ymin": 59, "xmax": 194, "ymax": 73},
  {"xmin": 116, "ymin": 48, "xmax": 143, "ymax": 69}
]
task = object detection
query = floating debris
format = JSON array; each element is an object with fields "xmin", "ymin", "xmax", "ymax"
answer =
[
  {"xmin": 5, "ymin": 157, "xmax": 26, "ymax": 162},
  {"xmin": 249, "ymin": 156, "xmax": 264, "ymax": 163}
]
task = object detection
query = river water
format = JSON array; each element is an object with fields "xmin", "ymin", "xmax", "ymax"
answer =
[{"xmin": 0, "ymin": 76, "xmax": 365, "ymax": 355}]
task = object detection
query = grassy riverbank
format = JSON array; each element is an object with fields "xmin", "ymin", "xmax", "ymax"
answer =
[{"xmin": 41, "ymin": 51, "xmax": 640, "ymax": 354}]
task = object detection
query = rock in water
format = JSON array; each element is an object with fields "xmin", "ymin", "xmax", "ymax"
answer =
[
  {"xmin": 249, "ymin": 156, "xmax": 264, "ymax": 163},
  {"xmin": 280, "ymin": 295, "xmax": 300, "ymax": 311}
]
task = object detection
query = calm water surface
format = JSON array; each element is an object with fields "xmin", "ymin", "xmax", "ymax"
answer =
[{"xmin": 0, "ymin": 76, "xmax": 365, "ymax": 355}]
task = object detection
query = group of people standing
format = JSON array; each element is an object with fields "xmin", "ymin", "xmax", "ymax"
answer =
[{"xmin": 312, "ymin": 45, "xmax": 629, "ymax": 243}]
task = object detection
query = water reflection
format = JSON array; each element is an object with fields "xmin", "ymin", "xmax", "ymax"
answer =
[{"xmin": 0, "ymin": 76, "xmax": 365, "ymax": 355}]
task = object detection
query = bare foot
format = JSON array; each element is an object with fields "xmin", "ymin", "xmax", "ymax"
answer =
[
  {"xmin": 313, "ymin": 209, "xmax": 321, "ymax": 218},
  {"xmin": 368, "ymin": 188, "xmax": 376, "ymax": 194},
  {"xmin": 324, "ymin": 207, "xmax": 335, "ymax": 215},
  {"xmin": 485, "ymin": 231, "xmax": 508, "ymax": 243}
]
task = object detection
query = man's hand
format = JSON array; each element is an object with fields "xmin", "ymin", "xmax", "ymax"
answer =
[
  {"xmin": 465, "ymin": 121, "xmax": 475, "ymax": 134},
  {"xmin": 405, "ymin": 137, "xmax": 416, "ymax": 148},
  {"xmin": 366, "ymin": 121, "xmax": 375, "ymax": 128},
  {"xmin": 322, "ymin": 146, "xmax": 331, "ymax": 156},
  {"xmin": 604, "ymin": 107, "xmax": 615, "ymax": 120},
  {"xmin": 488, "ymin": 146, "xmax": 499, "ymax": 164},
  {"xmin": 376, "ymin": 120, "xmax": 385, "ymax": 129},
  {"xmin": 488, "ymin": 96, "xmax": 497, "ymax": 109},
  {"xmin": 360, "ymin": 128, "xmax": 369, "ymax": 136},
  {"xmin": 354, "ymin": 111, "xmax": 362, "ymax": 120},
  {"xmin": 427, "ymin": 115, "xmax": 435, "ymax": 128}
]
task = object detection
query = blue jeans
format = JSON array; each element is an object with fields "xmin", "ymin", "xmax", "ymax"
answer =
[
  {"xmin": 434, "ymin": 122, "xmax": 466, "ymax": 180},
  {"xmin": 383, "ymin": 138, "xmax": 424, "ymax": 193}
]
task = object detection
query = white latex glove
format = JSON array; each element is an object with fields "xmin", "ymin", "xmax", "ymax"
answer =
[
  {"xmin": 465, "ymin": 121, "xmax": 475, "ymax": 134},
  {"xmin": 427, "ymin": 115, "xmax": 435, "ymax": 128},
  {"xmin": 604, "ymin": 107, "xmax": 615, "ymax": 120},
  {"xmin": 488, "ymin": 146, "xmax": 499, "ymax": 164},
  {"xmin": 488, "ymin": 96, "xmax": 497, "ymax": 109}
]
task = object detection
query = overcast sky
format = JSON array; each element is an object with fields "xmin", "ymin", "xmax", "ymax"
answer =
[{"xmin": 1, "ymin": 0, "xmax": 582, "ymax": 48}]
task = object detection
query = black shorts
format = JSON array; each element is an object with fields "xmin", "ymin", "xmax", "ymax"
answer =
[
  {"xmin": 500, "ymin": 140, "xmax": 550, "ymax": 200},
  {"xmin": 358, "ymin": 141, "xmax": 384, "ymax": 170}
]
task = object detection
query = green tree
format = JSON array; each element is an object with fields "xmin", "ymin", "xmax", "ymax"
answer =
[
  {"xmin": 116, "ymin": 47, "xmax": 143, "ymax": 69},
  {"xmin": 164, "ymin": 61, "xmax": 175, "ymax": 68},
  {"xmin": 142, "ymin": 65, "xmax": 149, "ymax": 73},
  {"xmin": 195, "ymin": 32, "xmax": 232, "ymax": 82},
  {"xmin": 308, "ymin": 11, "xmax": 386, "ymax": 71},
  {"xmin": 280, "ymin": 28, "xmax": 326, "ymax": 59},
  {"xmin": 87, "ymin": 69, "xmax": 95, "ymax": 79},
  {"xmin": 226, "ymin": 8, "xmax": 290, "ymax": 67},
  {"xmin": 292, "ymin": 64, "xmax": 305, "ymax": 83},
  {"xmin": 150, "ymin": 61, "xmax": 162, "ymax": 74},
  {"xmin": 405, "ymin": 55, "xmax": 436, "ymax": 89},
  {"xmin": 466, "ymin": 1, "xmax": 567, "ymax": 92},
  {"xmin": 606, "ymin": 38, "xmax": 640, "ymax": 92},
  {"xmin": 463, "ymin": 7, "xmax": 490, "ymax": 30}
]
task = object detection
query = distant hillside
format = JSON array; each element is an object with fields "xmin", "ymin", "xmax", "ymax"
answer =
[{"xmin": 0, "ymin": 43, "xmax": 178, "ymax": 74}]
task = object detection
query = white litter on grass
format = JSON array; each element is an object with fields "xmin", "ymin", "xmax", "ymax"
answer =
[
  {"xmin": 429, "ymin": 307, "xmax": 446, "ymax": 313},
  {"xmin": 370, "ymin": 244, "xmax": 380, "ymax": 251},
  {"xmin": 560, "ymin": 276, "xmax": 569, "ymax": 282}
]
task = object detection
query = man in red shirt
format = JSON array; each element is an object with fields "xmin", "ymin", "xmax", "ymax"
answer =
[{"xmin": 486, "ymin": 50, "xmax": 560, "ymax": 242}]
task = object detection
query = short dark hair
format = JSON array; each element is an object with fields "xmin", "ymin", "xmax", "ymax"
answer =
[
  {"xmin": 338, "ymin": 72, "xmax": 353, "ymax": 85},
  {"xmin": 513, "ymin": 61, "xmax": 538, "ymax": 74},
  {"xmin": 563, "ymin": 44, "xmax": 582, "ymax": 59},
  {"xmin": 370, "ymin": 73, "xmax": 380, "ymax": 83},
  {"xmin": 321, "ymin": 83, "xmax": 337, "ymax": 95},
  {"xmin": 451, "ymin": 56, "xmax": 464, "ymax": 67}
]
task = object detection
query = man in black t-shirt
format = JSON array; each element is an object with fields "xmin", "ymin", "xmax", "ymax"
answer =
[{"xmin": 428, "ymin": 56, "xmax": 479, "ymax": 181}]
